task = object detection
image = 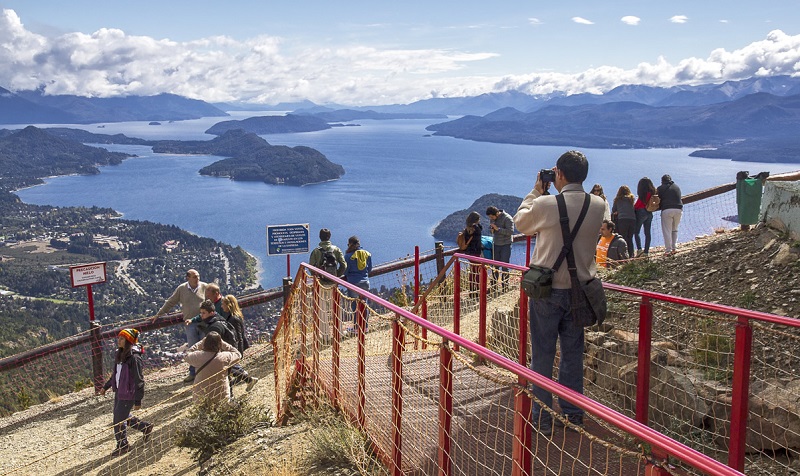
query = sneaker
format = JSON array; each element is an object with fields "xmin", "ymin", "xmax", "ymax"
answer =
[
  {"xmin": 183, "ymin": 374, "xmax": 195, "ymax": 384},
  {"xmin": 142, "ymin": 423, "xmax": 153, "ymax": 442},
  {"xmin": 554, "ymin": 414, "xmax": 584, "ymax": 431},
  {"xmin": 635, "ymin": 250, "xmax": 644, "ymax": 258},
  {"xmin": 111, "ymin": 443, "xmax": 129, "ymax": 456},
  {"xmin": 246, "ymin": 377, "xmax": 259, "ymax": 392}
]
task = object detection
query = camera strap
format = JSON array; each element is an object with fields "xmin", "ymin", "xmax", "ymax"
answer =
[{"xmin": 552, "ymin": 193, "xmax": 591, "ymax": 273}]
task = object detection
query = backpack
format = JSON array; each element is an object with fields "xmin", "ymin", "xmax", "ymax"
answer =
[
  {"xmin": 456, "ymin": 231, "xmax": 472, "ymax": 251},
  {"xmin": 646, "ymin": 193, "xmax": 661, "ymax": 212},
  {"xmin": 318, "ymin": 246, "xmax": 339, "ymax": 276},
  {"xmin": 207, "ymin": 316, "xmax": 238, "ymax": 349},
  {"xmin": 480, "ymin": 235, "xmax": 494, "ymax": 259}
]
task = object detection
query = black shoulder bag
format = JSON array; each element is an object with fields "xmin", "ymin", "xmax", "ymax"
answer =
[
  {"xmin": 521, "ymin": 194, "xmax": 589, "ymax": 300},
  {"xmin": 556, "ymin": 194, "xmax": 607, "ymax": 327}
]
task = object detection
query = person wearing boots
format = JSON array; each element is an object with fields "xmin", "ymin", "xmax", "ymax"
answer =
[{"xmin": 101, "ymin": 328, "xmax": 153, "ymax": 456}]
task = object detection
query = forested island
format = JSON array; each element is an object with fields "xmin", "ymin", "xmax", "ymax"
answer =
[
  {"xmin": 154, "ymin": 129, "xmax": 345, "ymax": 185},
  {"xmin": 433, "ymin": 193, "xmax": 523, "ymax": 241}
]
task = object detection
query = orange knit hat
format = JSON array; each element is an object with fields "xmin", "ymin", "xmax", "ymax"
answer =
[{"xmin": 119, "ymin": 328, "xmax": 139, "ymax": 345}]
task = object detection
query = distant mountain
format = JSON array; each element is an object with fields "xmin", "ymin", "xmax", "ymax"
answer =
[
  {"xmin": 295, "ymin": 109, "xmax": 448, "ymax": 121},
  {"xmin": 205, "ymin": 114, "xmax": 332, "ymax": 135},
  {"xmin": 432, "ymin": 193, "xmax": 523, "ymax": 241},
  {"xmin": 0, "ymin": 87, "xmax": 77, "ymax": 124},
  {"xmin": 0, "ymin": 126, "xmax": 133, "ymax": 187},
  {"xmin": 153, "ymin": 129, "xmax": 345, "ymax": 185},
  {"xmin": 11, "ymin": 90, "xmax": 228, "ymax": 124},
  {"xmin": 425, "ymin": 93, "xmax": 800, "ymax": 160},
  {"xmin": 213, "ymin": 99, "xmax": 326, "ymax": 112}
]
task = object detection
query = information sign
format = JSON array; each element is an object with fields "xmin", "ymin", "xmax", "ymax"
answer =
[
  {"xmin": 69, "ymin": 262, "xmax": 108, "ymax": 287},
  {"xmin": 267, "ymin": 224, "xmax": 310, "ymax": 256}
]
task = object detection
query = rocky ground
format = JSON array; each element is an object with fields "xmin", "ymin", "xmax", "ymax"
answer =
[{"xmin": 0, "ymin": 224, "xmax": 797, "ymax": 476}]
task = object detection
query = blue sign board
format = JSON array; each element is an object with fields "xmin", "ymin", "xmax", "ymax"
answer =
[{"xmin": 267, "ymin": 223, "xmax": 310, "ymax": 256}]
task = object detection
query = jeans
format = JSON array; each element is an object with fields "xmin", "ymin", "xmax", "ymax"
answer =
[
  {"xmin": 112, "ymin": 397, "xmax": 150, "ymax": 446},
  {"xmin": 529, "ymin": 289, "xmax": 585, "ymax": 424},
  {"xmin": 661, "ymin": 208, "xmax": 683, "ymax": 253},
  {"xmin": 185, "ymin": 321, "xmax": 202, "ymax": 377},
  {"xmin": 346, "ymin": 281, "xmax": 370, "ymax": 329},
  {"xmin": 615, "ymin": 218, "xmax": 636, "ymax": 257},
  {"xmin": 493, "ymin": 243, "xmax": 511, "ymax": 289},
  {"xmin": 634, "ymin": 209, "xmax": 653, "ymax": 253}
]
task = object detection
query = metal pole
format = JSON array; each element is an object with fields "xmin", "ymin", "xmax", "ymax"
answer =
[
  {"xmin": 728, "ymin": 316, "xmax": 753, "ymax": 472},
  {"xmin": 438, "ymin": 340, "xmax": 453, "ymax": 476},
  {"xmin": 391, "ymin": 315, "xmax": 404, "ymax": 476},
  {"xmin": 86, "ymin": 284, "xmax": 95, "ymax": 322}
]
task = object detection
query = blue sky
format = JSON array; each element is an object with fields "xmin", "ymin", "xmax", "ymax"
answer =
[{"xmin": 1, "ymin": 1, "xmax": 799, "ymax": 105}]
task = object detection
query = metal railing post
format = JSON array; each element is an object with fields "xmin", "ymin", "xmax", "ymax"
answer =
[
  {"xmin": 435, "ymin": 241, "xmax": 445, "ymax": 274},
  {"xmin": 728, "ymin": 316, "xmax": 753, "ymax": 472},
  {"xmin": 514, "ymin": 281, "xmax": 532, "ymax": 476},
  {"xmin": 282, "ymin": 276, "xmax": 292, "ymax": 307},
  {"xmin": 438, "ymin": 340, "xmax": 453, "ymax": 476},
  {"xmin": 478, "ymin": 264, "xmax": 488, "ymax": 362},
  {"xmin": 332, "ymin": 290, "xmax": 341, "ymax": 407},
  {"xmin": 89, "ymin": 321, "xmax": 104, "ymax": 393},
  {"xmin": 414, "ymin": 246, "xmax": 420, "ymax": 350},
  {"xmin": 312, "ymin": 280, "xmax": 321, "ymax": 395},
  {"xmin": 356, "ymin": 299, "xmax": 366, "ymax": 430},
  {"xmin": 391, "ymin": 314, "xmax": 404, "ymax": 476},
  {"xmin": 636, "ymin": 297, "xmax": 653, "ymax": 424},
  {"xmin": 453, "ymin": 259, "xmax": 461, "ymax": 352}
]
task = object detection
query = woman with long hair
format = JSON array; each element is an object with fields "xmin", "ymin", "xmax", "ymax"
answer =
[
  {"xmin": 590, "ymin": 184, "xmax": 611, "ymax": 221},
  {"xmin": 101, "ymin": 329, "xmax": 153, "ymax": 456},
  {"xmin": 633, "ymin": 177, "xmax": 657, "ymax": 256},
  {"xmin": 611, "ymin": 185, "xmax": 636, "ymax": 258},
  {"xmin": 221, "ymin": 294, "xmax": 258, "ymax": 391}
]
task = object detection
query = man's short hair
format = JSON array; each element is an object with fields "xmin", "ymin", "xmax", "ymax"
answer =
[
  {"xmin": 200, "ymin": 299, "xmax": 215, "ymax": 313},
  {"xmin": 603, "ymin": 219, "xmax": 616, "ymax": 232},
  {"xmin": 186, "ymin": 269, "xmax": 199, "ymax": 279},
  {"xmin": 486, "ymin": 206, "xmax": 499, "ymax": 216},
  {"xmin": 556, "ymin": 150, "xmax": 589, "ymax": 184},
  {"xmin": 319, "ymin": 228, "xmax": 331, "ymax": 241},
  {"xmin": 206, "ymin": 283, "xmax": 220, "ymax": 296}
]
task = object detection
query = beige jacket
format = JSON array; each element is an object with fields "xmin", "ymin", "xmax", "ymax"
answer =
[
  {"xmin": 185, "ymin": 340, "xmax": 241, "ymax": 403},
  {"xmin": 156, "ymin": 281, "xmax": 208, "ymax": 319},
  {"xmin": 514, "ymin": 183, "xmax": 605, "ymax": 289}
]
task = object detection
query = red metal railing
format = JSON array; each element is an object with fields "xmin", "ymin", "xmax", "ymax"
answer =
[{"xmin": 274, "ymin": 261, "xmax": 748, "ymax": 476}]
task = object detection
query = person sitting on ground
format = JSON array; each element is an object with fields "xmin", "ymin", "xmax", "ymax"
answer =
[
  {"xmin": 184, "ymin": 331, "xmax": 241, "ymax": 403},
  {"xmin": 101, "ymin": 328, "xmax": 153, "ymax": 456},
  {"xmin": 596, "ymin": 220, "xmax": 629, "ymax": 268}
]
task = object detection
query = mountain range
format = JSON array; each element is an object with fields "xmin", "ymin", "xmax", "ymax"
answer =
[
  {"xmin": 0, "ymin": 88, "xmax": 228, "ymax": 124},
  {"xmin": 425, "ymin": 92, "xmax": 800, "ymax": 163}
]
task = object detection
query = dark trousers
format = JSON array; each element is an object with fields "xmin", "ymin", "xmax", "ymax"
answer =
[
  {"xmin": 112, "ymin": 397, "xmax": 150, "ymax": 446},
  {"xmin": 634, "ymin": 209, "xmax": 653, "ymax": 253},
  {"xmin": 616, "ymin": 218, "xmax": 636, "ymax": 257}
]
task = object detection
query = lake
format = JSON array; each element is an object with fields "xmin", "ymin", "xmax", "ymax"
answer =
[{"xmin": 15, "ymin": 112, "xmax": 800, "ymax": 288}]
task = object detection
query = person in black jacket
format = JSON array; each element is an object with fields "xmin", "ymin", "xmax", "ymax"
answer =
[
  {"xmin": 101, "ymin": 329, "xmax": 153, "ymax": 456},
  {"xmin": 222, "ymin": 294, "xmax": 258, "ymax": 392},
  {"xmin": 657, "ymin": 174, "xmax": 683, "ymax": 255},
  {"xmin": 462, "ymin": 211, "xmax": 483, "ymax": 294}
]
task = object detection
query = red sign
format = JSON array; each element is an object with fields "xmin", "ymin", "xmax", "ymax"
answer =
[{"xmin": 70, "ymin": 262, "xmax": 107, "ymax": 287}]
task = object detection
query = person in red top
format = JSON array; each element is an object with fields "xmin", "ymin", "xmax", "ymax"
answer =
[{"xmin": 634, "ymin": 177, "xmax": 657, "ymax": 257}]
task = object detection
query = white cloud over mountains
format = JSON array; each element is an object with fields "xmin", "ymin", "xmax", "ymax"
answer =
[
  {"xmin": 571, "ymin": 17, "xmax": 595, "ymax": 25},
  {"xmin": 1, "ymin": 9, "xmax": 800, "ymax": 105},
  {"xmin": 621, "ymin": 16, "xmax": 641, "ymax": 26}
]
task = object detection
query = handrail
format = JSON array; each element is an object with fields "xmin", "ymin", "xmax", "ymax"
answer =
[{"xmin": 295, "ymin": 262, "xmax": 745, "ymax": 476}]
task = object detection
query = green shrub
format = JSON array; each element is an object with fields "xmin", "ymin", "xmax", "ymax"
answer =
[
  {"xmin": 610, "ymin": 260, "xmax": 664, "ymax": 287},
  {"xmin": 175, "ymin": 396, "xmax": 273, "ymax": 464}
]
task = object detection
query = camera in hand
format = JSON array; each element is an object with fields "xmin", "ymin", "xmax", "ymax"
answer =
[{"xmin": 539, "ymin": 169, "xmax": 556, "ymax": 183}]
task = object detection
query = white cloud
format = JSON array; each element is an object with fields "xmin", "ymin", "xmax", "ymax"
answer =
[
  {"xmin": 2, "ymin": 8, "xmax": 800, "ymax": 106},
  {"xmin": 621, "ymin": 16, "xmax": 641, "ymax": 26},
  {"xmin": 670, "ymin": 15, "xmax": 689, "ymax": 24},
  {"xmin": 720, "ymin": 19, "xmax": 729, "ymax": 24},
  {"xmin": 528, "ymin": 18, "xmax": 542, "ymax": 26},
  {"xmin": 572, "ymin": 17, "xmax": 594, "ymax": 25}
]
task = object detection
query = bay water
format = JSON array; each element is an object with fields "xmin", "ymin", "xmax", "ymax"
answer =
[{"xmin": 15, "ymin": 112, "xmax": 799, "ymax": 288}]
